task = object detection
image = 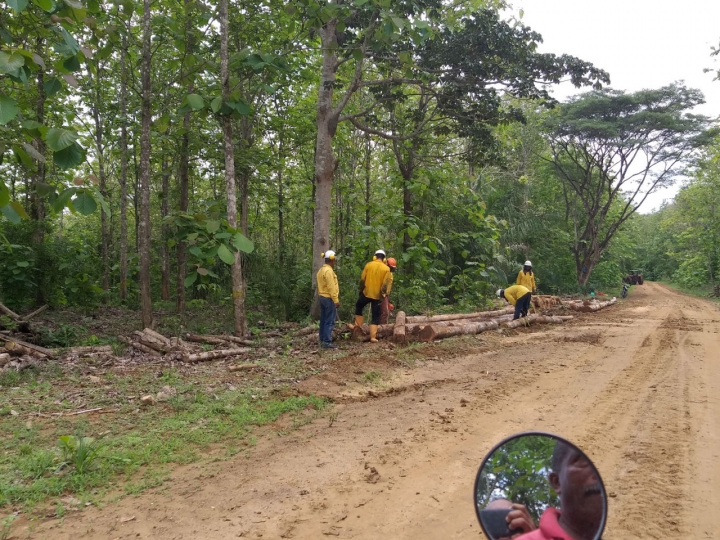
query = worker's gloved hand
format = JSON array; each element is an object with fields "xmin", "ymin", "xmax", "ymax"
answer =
[
  {"xmin": 388, "ymin": 303, "xmax": 394, "ymax": 311},
  {"xmin": 335, "ymin": 302, "xmax": 340, "ymax": 308}
]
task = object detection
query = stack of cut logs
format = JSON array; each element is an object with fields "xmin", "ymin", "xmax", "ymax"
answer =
[
  {"xmin": 349, "ymin": 296, "xmax": 617, "ymax": 344},
  {"xmin": 531, "ymin": 295, "xmax": 563, "ymax": 310},
  {"xmin": 119, "ymin": 328, "xmax": 253, "ymax": 363}
]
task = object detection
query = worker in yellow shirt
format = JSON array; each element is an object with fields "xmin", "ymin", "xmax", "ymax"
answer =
[
  {"xmin": 379, "ymin": 257, "xmax": 397, "ymax": 324},
  {"xmin": 516, "ymin": 260, "xmax": 537, "ymax": 293},
  {"xmin": 497, "ymin": 284, "xmax": 532, "ymax": 320},
  {"xmin": 316, "ymin": 250, "xmax": 340, "ymax": 349},
  {"xmin": 354, "ymin": 249, "xmax": 391, "ymax": 342}
]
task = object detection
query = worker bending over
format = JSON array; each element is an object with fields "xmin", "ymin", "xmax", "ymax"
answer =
[
  {"xmin": 497, "ymin": 284, "xmax": 532, "ymax": 320},
  {"xmin": 379, "ymin": 257, "xmax": 397, "ymax": 325},
  {"xmin": 316, "ymin": 250, "xmax": 340, "ymax": 349},
  {"xmin": 516, "ymin": 260, "xmax": 537, "ymax": 294},
  {"xmin": 354, "ymin": 249, "xmax": 391, "ymax": 342}
]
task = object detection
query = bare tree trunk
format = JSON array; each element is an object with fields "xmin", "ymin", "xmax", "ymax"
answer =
[
  {"xmin": 133, "ymin": 144, "xmax": 139, "ymax": 253},
  {"xmin": 176, "ymin": 1, "xmax": 194, "ymax": 314},
  {"xmin": 310, "ymin": 20, "xmax": 340, "ymax": 319},
  {"xmin": 160, "ymin": 154, "xmax": 171, "ymax": 301},
  {"xmin": 220, "ymin": 0, "xmax": 246, "ymax": 336},
  {"xmin": 277, "ymin": 131, "xmax": 285, "ymax": 266},
  {"xmin": 365, "ymin": 133, "xmax": 371, "ymax": 227},
  {"xmin": 90, "ymin": 61, "xmax": 110, "ymax": 293},
  {"xmin": 32, "ymin": 44, "xmax": 46, "ymax": 306},
  {"xmin": 138, "ymin": 0, "xmax": 154, "ymax": 328},
  {"xmin": 119, "ymin": 35, "xmax": 129, "ymax": 301}
]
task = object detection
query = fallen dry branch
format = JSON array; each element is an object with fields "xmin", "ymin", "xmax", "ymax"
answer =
[
  {"xmin": 405, "ymin": 307, "xmax": 513, "ymax": 324},
  {"xmin": 4, "ymin": 341, "xmax": 46, "ymax": 358},
  {"xmin": 418, "ymin": 320, "xmax": 499, "ymax": 342},
  {"xmin": 21, "ymin": 305, "xmax": 48, "ymax": 321},
  {"xmin": 184, "ymin": 333, "xmax": 231, "ymax": 346},
  {"xmin": 228, "ymin": 363, "xmax": 258, "ymax": 372},
  {"xmin": 202, "ymin": 334, "xmax": 255, "ymax": 346},
  {"xmin": 183, "ymin": 348, "xmax": 251, "ymax": 363},
  {"xmin": 118, "ymin": 335, "xmax": 162, "ymax": 357},
  {"xmin": 65, "ymin": 345, "xmax": 113, "ymax": 355},
  {"xmin": 65, "ymin": 408, "xmax": 103, "ymax": 416},
  {"xmin": 0, "ymin": 302, "xmax": 20, "ymax": 321}
]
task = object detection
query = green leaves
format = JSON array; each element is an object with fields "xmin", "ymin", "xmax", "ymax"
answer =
[
  {"xmin": 0, "ymin": 181, "xmax": 10, "ymax": 208},
  {"xmin": 1, "ymin": 202, "xmax": 29, "ymax": 224},
  {"xmin": 233, "ymin": 233, "xmax": 254, "ymax": 254},
  {"xmin": 44, "ymin": 77, "xmax": 63, "ymax": 96},
  {"xmin": 7, "ymin": 0, "xmax": 29, "ymax": 12},
  {"xmin": 0, "ymin": 95, "xmax": 19, "ymax": 125},
  {"xmin": 0, "ymin": 52, "xmax": 25, "ymax": 75},
  {"xmin": 46, "ymin": 128, "xmax": 79, "ymax": 151},
  {"xmin": 33, "ymin": 0, "xmax": 54, "ymax": 11},
  {"xmin": 53, "ymin": 188, "xmax": 75, "ymax": 213},
  {"xmin": 53, "ymin": 143, "xmax": 85, "ymax": 169},
  {"xmin": 186, "ymin": 93, "xmax": 205, "ymax": 110},
  {"xmin": 184, "ymin": 273, "xmax": 198, "ymax": 287},
  {"xmin": 210, "ymin": 96, "xmax": 223, "ymax": 113},
  {"xmin": 217, "ymin": 244, "xmax": 235, "ymax": 265},
  {"xmin": 71, "ymin": 191, "xmax": 97, "ymax": 215}
]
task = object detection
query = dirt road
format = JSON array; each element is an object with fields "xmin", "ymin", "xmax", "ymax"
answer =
[{"xmin": 20, "ymin": 283, "xmax": 720, "ymax": 539}]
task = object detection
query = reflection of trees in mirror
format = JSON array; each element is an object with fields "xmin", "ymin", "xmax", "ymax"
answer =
[{"xmin": 477, "ymin": 436, "xmax": 561, "ymax": 524}]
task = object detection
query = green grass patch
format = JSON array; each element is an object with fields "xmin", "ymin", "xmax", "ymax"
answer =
[
  {"xmin": 658, "ymin": 281, "xmax": 720, "ymax": 302},
  {"xmin": 0, "ymin": 364, "xmax": 328, "ymax": 513}
]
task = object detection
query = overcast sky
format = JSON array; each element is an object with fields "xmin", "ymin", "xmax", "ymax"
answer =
[{"xmin": 508, "ymin": 0, "xmax": 720, "ymax": 213}]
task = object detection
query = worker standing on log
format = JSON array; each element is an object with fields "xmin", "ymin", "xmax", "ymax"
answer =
[
  {"xmin": 516, "ymin": 260, "xmax": 537, "ymax": 294},
  {"xmin": 317, "ymin": 250, "xmax": 340, "ymax": 349},
  {"xmin": 354, "ymin": 249, "xmax": 391, "ymax": 343},
  {"xmin": 497, "ymin": 284, "xmax": 532, "ymax": 320},
  {"xmin": 379, "ymin": 257, "xmax": 397, "ymax": 325}
]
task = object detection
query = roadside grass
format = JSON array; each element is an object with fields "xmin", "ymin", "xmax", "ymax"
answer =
[
  {"xmin": 0, "ymin": 363, "xmax": 327, "ymax": 515},
  {"xmin": 658, "ymin": 281, "xmax": 720, "ymax": 302}
]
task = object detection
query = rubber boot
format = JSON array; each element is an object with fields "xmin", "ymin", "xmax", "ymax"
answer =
[
  {"xmin": 369, "ymin": 324, "xmax": 379, "ymax": 343},
  {"xmin": 350, "ymin": 315, "xmax": 363, "ymax": 330}
]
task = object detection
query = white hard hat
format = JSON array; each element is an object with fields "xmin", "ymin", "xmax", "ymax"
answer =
[
  {"xmin": 375, "ymin": 249, "xmax": 386, "ymax": 257},
  {"xmin": 322, "ymin": 250, "xmax": 336, "ymax": 260},
  {"xmin": 524, "ymin": 260, "xmax": 532, "ymax": 267},
  {"xmin": 496, "ymin": 289, "xmax": 504, "ymax": 298}
]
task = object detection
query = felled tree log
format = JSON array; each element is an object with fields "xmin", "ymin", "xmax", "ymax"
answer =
[
  {"xmin": 393, "ymin": 311, "xmax": 407, "ymax": 344},
  {"xmin": 504, "ymin": 314, "xmax": 572, "ymax": 329},
  {"xmin": 418, "ymin": 320, "xmax": 500, "ymax": 342},
  {"xmin": 405, "ymin": 307, "xmax": 513, "ymax": 324},
  {"xmin": 183, "ymin": 347, "xmax": 251, "ymax": 363},
  {"xmin": 0, "ymin": 353, "xmax": 11, "ymax": 366},
  {"xmin": 133, "ymin": 331, "xmax": 168, "ymax": 353},
  {"xmin": 1, "ymin": 336, "xmax": 55, "ymax": 358},
  {"xmin": 21, "ymin": 305, "xmax": 48, "ymax": 321},
  {"xmin": 350, "ymin": 324, "xmax": 394, "ymax": 342},
  {"xmin": 118, "ymin": 335, "xmax": 162, "ymax": 357},
  {"xmin": 5, "ymin": 341, "xmax": 47, "ymax": 358},
  {"xmin": 184, "ymin": 333, "xmax": 230, "ymax": 346},
  {"xmin": 566, "ymin": 299, "xmax": 616, "ymax": 312},
  {"xmin": 293, "ymin": 326, "xmax": 318, "ymax": 337},
  {"xmin": 143, "ymin": 328, "xmax": 172, "ymax": 346},
  {"xmin": 0, "ymin": 303, "xmax": 20, "ymax": 321},
  {"xmin": 531, "ymin": 296, "xmax": 563, "ymax": 310}
]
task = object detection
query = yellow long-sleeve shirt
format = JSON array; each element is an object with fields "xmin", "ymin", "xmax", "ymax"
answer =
[
  {"xmin": 317, "ymin": 264, "xmax": 339, "ymax": 303},
  {"xmin": 381, "ymin": 271, "xmax": 393, "ymax": 298},
  {"xmin": 516, "ymin": 270, "xmax": 536, "ymax": 291},
  {"xmin": 360, "ymin": 259, "xmax": 390, "ymax": 300},
  {"xmin": 503, "ymin": 284, "xmax": 531, "ymax": 306}
]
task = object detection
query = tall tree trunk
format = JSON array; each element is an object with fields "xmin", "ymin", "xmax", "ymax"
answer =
[
  {"xmin": 133, "ymin": 144, "xmax": 139, "ymax": 253},
  {"xmin": 365, "ymin": 134, "xmax": 371, "ymax": 228},
  {"xmin": 32, "ymin": 47, "xmax": 46, "ymax": 306},
  {"xmin": 277, "ymin": 132, "xmax": 285, "ymax": 267},
  {"xmin": 310, "ymin": 20, "xmax": 340, "ymax": 319},
  {"xmin": 220, "ymin": 0, "xmax": 246, "ymax": 336},
  {"xmin": 176, "ymin": 0, "xmax": 194, "ymax": 314},
  {"xmin": 90, "ymin": 61, "xmax": 109, "ymax": 293},
  {"xmin": 119, "ymin": 36, "xmax": 129, "ymax": 301},
  {"xmin": 138, "ymin": 0, "xmax": 153, "ymax": 328},
  {"xmin": 160, "ymin": 154, "xmax": 171, "ymax": 301}
]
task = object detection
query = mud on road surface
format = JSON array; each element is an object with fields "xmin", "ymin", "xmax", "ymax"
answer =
[{"xmin": 18, "ymin": 283, "xmax": 720, "ymax": 539}]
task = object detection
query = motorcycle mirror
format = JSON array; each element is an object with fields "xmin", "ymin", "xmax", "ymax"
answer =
[{"xmin": 473, "ymin": 432, "xmax": 607, "ymax": 540}]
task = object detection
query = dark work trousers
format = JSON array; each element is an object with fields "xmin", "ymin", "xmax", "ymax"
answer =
[
  {"xmin": 319, "ymin": 296, "xmax": 337, "ymax": 345},
  {"xmin": 355, "ymin": 293, "xmax": 382, "ymax": 325},
  {"xmin": 513, "ymin": 292, "xmax": 532, "ymax": 320}
]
